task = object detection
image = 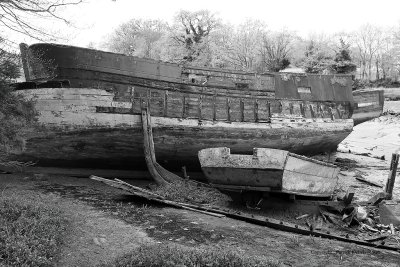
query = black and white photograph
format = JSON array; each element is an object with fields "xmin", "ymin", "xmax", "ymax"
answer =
[{"xmin": 1, "ymin": 0, "xmax": 400, "ymax": 266}]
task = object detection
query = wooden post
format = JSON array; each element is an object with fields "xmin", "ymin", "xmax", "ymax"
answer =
[
  {"xmin": 309, "ymin": 105, "xmax": 315, "ymax": 118},
  {"xmin": 289, "ymin": 103, "xmax": 294, "ymax": 115},
  {"xmin": 343, "ymin": 187, "xmax": 355, "ymax": 205},
  {"xmin": 226, "ymin": 98, "xmax": 231, "ymax": 122},
  {"xmin": 182, "ymin": 166, "xmax": 189, "ymax": 180},
  {"xmin": 212, "ymin": 95, "xmax": 217, "ymax": 121},
  {"xmin": 198, "ymin": 95, "xmax": 202, "ymax": 120},
  {"xmin": 163, "ymin": 91, "xmax": 168, "ymax": 117},
  {"xmin": 254, "ymin": 99, "xmax": 259, "ymax": 122},
  {"xmin": 129, "ymin": 86, "xmax": 135, "ymax": 113},
  {"xmin": 240, "ymin": 99, "xmax": 244, "ymax": 122},
  {"xmin": 182, "ymin": 95, "xmax": 186, "ymax": 118},
  {"xmin": 300, "ymin": 103, "xmax": 305, "ymax": 117},
  {"xmin": 329, "ymin": 107, "xmax": 334, "ymax": 120},
  {"xmin": 385, "ymin": 153, "xmax": 399, "ymax": 200},
  {"xmin": 336, "ymin": 107, "xmax": 342, "ymax": 119}
]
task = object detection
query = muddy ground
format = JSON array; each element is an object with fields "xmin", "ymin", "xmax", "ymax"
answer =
[
  {"xmin": 1, "ymin": 101, "xmax": 400, "ymax": 266},
  {"xmin": 1, "ymin": 174, "xmax": 399, "ymax": 267}
]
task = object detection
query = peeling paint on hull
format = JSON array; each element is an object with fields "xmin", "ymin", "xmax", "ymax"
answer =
[
  {"xmin": 12, "ymin": 88, "xmax": 353, "ymax": 171},
  {"xmin": 199, "ymin": 147, "xmax": 340, "ymax": 197}
]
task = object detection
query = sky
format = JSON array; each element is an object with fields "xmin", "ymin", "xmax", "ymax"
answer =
[{"xmin": 12, "ymin": 0, "xmax": 400, "ymax": 49}]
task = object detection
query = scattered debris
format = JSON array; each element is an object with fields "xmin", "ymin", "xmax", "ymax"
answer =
[
  {"xmin": 355, "ymin": 206, "xmax": 368, "ymax": 221},
  {"xmin": 367, "ymin": 192, "xmax": 387, "ymax": 206},
  {"xmin": 355, "ymin": 175, "xmax": 383, "ymax": 188},
  {"xmin": 295, "ymin": 214, "xmax": 310, "ymax": 220},
  {"xmin": 365, "ymin": 235, "xmax": 389, "ymax": 242},
  {"xmin": 91, "ymin": 176, "xmax": 400, "ymax": 252},
  {"xmin": 343, "ymin": 188, "xmax": 355, "ymax": 205}
]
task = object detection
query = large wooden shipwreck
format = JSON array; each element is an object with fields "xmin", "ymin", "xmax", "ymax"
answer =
[{"xmin": 12, "ymin": 43, "xmax": 379, "ymax": 171}]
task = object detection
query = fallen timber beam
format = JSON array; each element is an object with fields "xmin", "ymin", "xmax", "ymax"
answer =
[
  {"xmin": 91, "ymin": 176, "xmax": 400, "ymax": 253},
  {"xmin": 90, "ymin": 175, "xmax": 224, "ymax": 218},
  {"xmin": 139, "ymin": 100, "xmax": 211, "ymax": 187},
  {"xmin": 140, "ymin": 100, "xmax": 182, "ymax": 185}
]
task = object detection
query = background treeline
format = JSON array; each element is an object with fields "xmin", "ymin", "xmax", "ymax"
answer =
[{"xmin": 104, "ymin": 10, "xmax": 400, "ymax": 84}]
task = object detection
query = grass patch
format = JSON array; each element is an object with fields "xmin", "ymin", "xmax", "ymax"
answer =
[
  {"xmin": 0, "ymin": 192, "xmax": 68, "ymax": 266},
  {"xmin": 154, "ymin": 180, "xmax": 231, "ymax": 206},
  {"xmin": 103, "ymin": 243, "xmax": 281, "ymax": 267}
]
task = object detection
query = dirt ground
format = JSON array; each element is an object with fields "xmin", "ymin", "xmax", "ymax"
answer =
[
  {"xmin": 1, "ymin": 171, "xmax": 399, "ymax": 267},
  {"xmin": 1, "ymin": 102, "xmax": 400, "ymax": 266}
]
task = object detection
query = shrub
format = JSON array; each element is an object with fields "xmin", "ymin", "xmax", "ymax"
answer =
[
  {"xmin": 0, "ymin": 48, "xmax": 37, "ymax": 162},
  {"xmin": 0, "ymin": 194, "xmax": 68, "ymax": 266}
]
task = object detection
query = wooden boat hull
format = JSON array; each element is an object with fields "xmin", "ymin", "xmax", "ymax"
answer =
[
  {"xmin": 198, "ymin": 147, "xmax": 340, "ymax": 197},
  {"xmin": 12, "ymin": 88, "xmax": 353, "ymax": 171},
  {"xmin": 352, "ymin": 89, "xmax": 384, "ymax": 125},
  {"xmin": 20, "ymin": 43, "xmax": 355, "ymax": 103},
  {"xmin": 15, "ymin": 43, "xmax": 358, "ymax": 171}
]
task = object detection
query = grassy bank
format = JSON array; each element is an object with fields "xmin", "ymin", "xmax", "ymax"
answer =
[
  {"xmin": 0, "ymin": 192, "xmax": 68, "ymax": 266},
  {"xmin": 104, "ymin": 243, "xmax": 281, "ymax": 267}
]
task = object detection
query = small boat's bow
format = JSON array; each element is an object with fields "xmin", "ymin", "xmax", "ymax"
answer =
[{"xmin": 199, "ymin": 147, "xmax": 339, "ymax": 197}]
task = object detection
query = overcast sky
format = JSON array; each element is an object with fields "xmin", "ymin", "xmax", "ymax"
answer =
[{"xmin": 15, "ymin": 0, "xmax": 400, "ymax": 48}]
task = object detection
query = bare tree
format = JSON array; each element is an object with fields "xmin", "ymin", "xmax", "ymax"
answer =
[
  {"xmin": 260, "ymin": 30, "xmax": 294, "ymax": 72},
  {"xmin": 170, "ymin": 9, "xmax": 221, "ymax": 63},
  {"xmin": 214, "ymin": 19, "xmax": 266, "ymax": 71},
  {"xmin": 107, "ymin": 19, "xmax": 167, "ymax": 59},
  {"xmin": 353, "ymin": 24, "xmax": 382, "ymax": 80},
  {"xmin": 0, "ymin": 0, "xmax": 83, "ymax": 42}
]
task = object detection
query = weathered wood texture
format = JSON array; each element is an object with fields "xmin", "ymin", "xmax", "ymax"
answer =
[
  {"xmin": 13, "ymin": 88, "xmax": 354, "ymax": 171},
  {"xmin": 141, "ymin": 101, "xmax": 182, "ymax": 184},
  {"xmin": 198, "ymin": 147, "xmax": 339, "ymax": 196},
  {"xmin": 21, "ymin": 43, "xmax": 355, "ymax": 104},
  {"xmin": 352, "ymin": 89, "xmax": 384, "ymax": 125},
  {"xmin": 385, "ymin": 153, "xmax": 399, "ymax": 200}
]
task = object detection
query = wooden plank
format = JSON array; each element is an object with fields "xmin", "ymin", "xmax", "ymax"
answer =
[
  {"xmin": 343, "ymin": 187, "xmax": 355, "ymax": 205},
  {"xmin": 182, "ymin": 95, "xmax": 186, "ymax": 118},
  {"xmin": 309, "ymin": 105, "xmax": 315, "ymax": 118},
  {"xmin": 163, "ymin": 91, "xmax": 168, "ymax": 116},
  {"xmin": 212, "ymin": 95, "xmax": 216, "ymax": 121},
  {"xmin": 254, "ymin": 99, "xmax": 259, "ymax": 122},
  {"xmin": 300, "ymin": 103, "xmax": 305, "ymax": 117},
  {"xmin": 227, "ymin": 98, "xmax": 231, "ymax": 122},
  {"xmin": 198, "ymin": 95, "xmax": 202, "ymax": 119},
  {"xmin": 355, "ymin": 176, "xmax": 383, "ymax": 188},
  {"xmin": 367, "ymin": 192, "xmax": 387, "ymax": 206},
  {"xmin": 240, "ymin": 99, "xmax": 244, "ymax": 122}
]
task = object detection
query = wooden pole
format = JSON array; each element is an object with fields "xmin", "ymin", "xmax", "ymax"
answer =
[{"xmin": 385, "ymin": 153, "xmax": 399, "ymax": 200}]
